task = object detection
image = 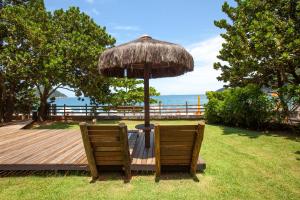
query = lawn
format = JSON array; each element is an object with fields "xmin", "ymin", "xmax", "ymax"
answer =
[{"xmin": 1, "ymin": 120, "xmax": 299, "ymax": 200}]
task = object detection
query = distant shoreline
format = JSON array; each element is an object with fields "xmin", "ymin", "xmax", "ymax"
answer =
[
  {"xmin": 52, "ymin": 94, "xmax": 208, "ymax": 106},
  {"xmin": 60, "ymin": 94, "xmax": 206, "ymax": 98}
]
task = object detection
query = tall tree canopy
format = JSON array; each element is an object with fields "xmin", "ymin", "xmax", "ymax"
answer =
[
  {"xmin": 0, "ymin": 0, "xmax": 115, "ymax": 121},
  {"xmin": 0, "ymin": 0, "xmax": 160, "ymax": 122},
  {"xmin": 214, "ymin": 0, "xmax": 300, "ymax": 119},
  {"xmin": 0, "ymin": 0, "xmax": 35, "ymax": 122}
]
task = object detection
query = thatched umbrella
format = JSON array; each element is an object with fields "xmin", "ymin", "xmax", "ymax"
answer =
[{"xmin": 98, "ymin": 35, "xmax": 194, "ymax": 148}]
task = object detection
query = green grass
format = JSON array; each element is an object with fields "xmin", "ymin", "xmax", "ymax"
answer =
[
  {"xmin": 33, "ymin": 119, "xmax": 208, "ymax": 130},
  {"xmin": 2, "ymin": 120, "xmax": 300, "ymax": 200}
]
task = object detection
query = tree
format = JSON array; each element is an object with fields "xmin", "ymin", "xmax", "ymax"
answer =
[
  {"xmin": 0, "ymin": 1, "xmax": 115, "ymax": 121},
  {"xmin": 1, "ymin": 0, "xmax": 160, "ymax": 122},
  {"xmin": 108, "ymin": 78, "xmax": 160, "ymax": 106},
  {"xmin": 214, "ymin": 0, "xmax": 300, "ymax": 121},
  {"xmin": 0, "ymin": 0, "xmax": 36, "ymax": 122},
  {"xmin": 1, "ymin": 0, "xmax": 30, "ymax": 6}
]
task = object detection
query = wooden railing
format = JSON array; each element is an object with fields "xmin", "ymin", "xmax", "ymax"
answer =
[{"xmin": 49, "ymin": 103, "xmax": 205, "ymax": 117}]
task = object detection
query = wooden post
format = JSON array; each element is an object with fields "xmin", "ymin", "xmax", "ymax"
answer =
[
  {"xmin": 119, "ymin": 123, "xmax": 131, "ymax": 182},
  {"xmin": 132, "ymin": 106, "xmax": 134, "ymax": 116},
  {"xmin": 63, "ymin": 104, "xmax": 66, "ymax": 117},
  {"xmin": 185, "ymin": 101, "xmax": 188, "ymax": 116},
  {"xmin": 159, "ymin": 101, "xmax": 162, "ymax": 116},
  {"xmin": 197, "ymin": 95, "xmax": 201, "ymax": 115},
  {"xmin": 190, "ymin": 122, "xmax": 205, "ymax": 176},
  {"xmin": 79, "ymin": 122, "xmax": 99, "ymax": 181},
  {"xmin": 49, "ymin": 104, "xmax": 52, "ymax": 117},
  {"xmin": 93, "ymin": 105, "xmax": 96, "ymax": 117},
  {"xmin": 154, "ymin": 124, "xmax": 161, "ymax": 182},
  {"xmin": 144, "ymin": 64, "xmax": 150, "ymax": 148},
  {"xmin": 53, "ymin": 104, "xmax": 56, "ymax": 116},
  {"xmin": 85, "ymin": 104, "xmax": 88, "ymax": 116}
]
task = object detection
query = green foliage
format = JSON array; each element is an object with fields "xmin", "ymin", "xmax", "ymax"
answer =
[
  {"xmin": 1, "ymin": 0, "xmax": 30, "ymax": 6},
  {"xmin": 0, "ymin": 0, "xmax": 37, "ymax": 121},
  {"xmin": 205, "ymin": 85, "xmax": 274, "ymax": 129},
  {"xmin": 214, "ymin": 0, "xmax": 300, "ymax": 87},
  {"xmin": 0, "ymin": 1, "xmax": 115, "ymax": 121},
  {"xmin": 108, "ymin": 78, "xmax": 160, "ymax": 106},
  {"xmin": 49, "ymin": 7, "xmax": 115, "ymax": 103},
  {"xmin": 205, "ymin": 90, "xmax": 227, "ymax": 124},
  {"xmin": 14, "ymin": 88, "xmax": 38, "ymax": 114},
  {"xmin": 272, "ymin": 84, "xmax": 300, "ymax": 122},
  {"xmin": 0, "ymin": 1, "xmax": 161, "ymax": 121},
  {"xmin": 214, "ymin": 0, "xmax": 300, "ymax": 121}
]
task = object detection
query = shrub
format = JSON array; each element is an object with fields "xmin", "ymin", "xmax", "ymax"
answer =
[
  {"xmin": 205, "ymin": 90, "xmax": 227, "ymax": 124},
  {"xmin": 205, "ymin": 85, "xmax": 274, "ymax": 129}
]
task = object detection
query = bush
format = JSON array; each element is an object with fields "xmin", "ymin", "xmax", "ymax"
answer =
[
  {"xmin": 205, "ymin": 90, "xmax": 227, "ymax": 124},
  {"xmin": 205, "ymin": 85, "xmax": 274, "ymax": 129}
]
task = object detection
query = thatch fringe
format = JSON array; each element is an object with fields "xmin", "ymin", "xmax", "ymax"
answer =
[{"xmin": 98, "ymin": 36, "xmax": 194, "ymax": 78}]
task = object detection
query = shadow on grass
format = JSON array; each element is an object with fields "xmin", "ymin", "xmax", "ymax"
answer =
[
  {"xmin": 0, "ymin": 170, "xmax": 89, "ymax": 177},
  {"xmin": 0, "ymin": 170, "xmax": 128, "ymax": 181},
  {"xmin": 0, "ymin": 170, "xmax": 203, "ymax": 183},
  {"xmin": 33, "ymin": 121, "xmax": 79, "ymax": 129},
  {"xmin": 96, "ymin": 120, "xmax": 122, "ymax": 125},
  {"xmin": 295, "ymin": 151, "xmax": 300, "ymax": 161},
  {"xmin": 217, "ymin": 125, "xmax": 299, "ymax": 142},
  {"xmin": 32, "ymin": 120, "xmax": 124, "ymax": 129},
  {"xmin": 96, "ymin": 172, "xmax": 130, "ymax": 182},
  {"xmin": 93, "ymin": 172, "xmax": 202, "ymax": 183},
  {"xmin": 155, "ymin": 172, "xmax": 201, "ymax": 182}
]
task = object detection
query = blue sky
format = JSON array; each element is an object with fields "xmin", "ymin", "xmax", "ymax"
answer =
[{"xmin": 45, "ymin": 0, "xmax": 235, "ymax": 96}]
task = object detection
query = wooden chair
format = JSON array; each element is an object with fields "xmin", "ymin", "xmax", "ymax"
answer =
[
  {"xmin": 154, "ymin": 122, "xmax": 205, "ymax": 181},
  {"xmin": 79, "ymin": 122, "xmax": 131, "ymax": 182}
]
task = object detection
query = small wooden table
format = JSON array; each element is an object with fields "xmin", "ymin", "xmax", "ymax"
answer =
[{"xmin": 135, "ymin": 124, "xmax": 154, "ymax": 148}]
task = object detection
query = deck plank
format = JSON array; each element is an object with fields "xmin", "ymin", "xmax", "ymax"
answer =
[{"xmin": 0, "ymin": 123, "xmax": 205, "ymax": 172}]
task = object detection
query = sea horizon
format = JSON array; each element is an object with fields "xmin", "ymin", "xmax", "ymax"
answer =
[{"xmin": 53, "ymin": 94, "xmax": 208, "ymax": 106}]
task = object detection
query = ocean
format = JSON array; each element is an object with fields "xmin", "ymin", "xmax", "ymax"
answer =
[{"xmin": 53, "ymin": 94, "xmax": 208, "ymax": 106}]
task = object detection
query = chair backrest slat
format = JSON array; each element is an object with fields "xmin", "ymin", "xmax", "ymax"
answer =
[
  {"xmin": 80, "ymin": 123, "xmax": 98, "ymax": 179},
  {"xmin": 154, "ymin": 122, "xmax": 205, "ymax": 180},
  {"xmin": 80, "ymin": 122, "xmax": 131, "ymax": 182}
]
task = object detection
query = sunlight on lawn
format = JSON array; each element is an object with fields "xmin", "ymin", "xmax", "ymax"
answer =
[
  {"xmin": 2, "ymin": 120, "xmax": 299, "ymax": 200},
  {"xmin": 33, "ymin": 120, "xmax": 203, "ymax": 130}
]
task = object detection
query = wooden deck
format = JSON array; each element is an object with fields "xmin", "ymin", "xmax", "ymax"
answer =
[{"xmin": 0, "ymin": 121, "xmax": 206, "ymax": 172}]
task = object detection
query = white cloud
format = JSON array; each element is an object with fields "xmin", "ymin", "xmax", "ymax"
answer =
[
  {"xmin": 91, "ymin": 8, "xmax": 99, "ymax": 15},
  {"xmin": 151, "ymin": 65, "xmax": 223, "ymax": 95},
  {"xmin": 113, "ymin": 25, "xmax": 140, "ymax": 31},
  {"xmin": 187, "ymin": 36, "xmax": 224, "ymax": 64},
  {"xmin": 85, "ymin": 0, "xmax": 94, "ymax": 4},
  {"xmin": 150, "ymin": 36, "xmax": 225, "ymax": 94}
]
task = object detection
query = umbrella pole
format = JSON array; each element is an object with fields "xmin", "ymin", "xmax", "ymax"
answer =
[{"xmin": 144, "ymin": 64, "xmax": 150, "ymax": 148}]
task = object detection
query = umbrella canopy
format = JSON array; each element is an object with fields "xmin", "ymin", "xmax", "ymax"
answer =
[
  {"xmin": 98, "ymin": 35, "xmax": 194, "ymax": 78},
  {"xmin": 98, "ymin": 35, "xmax": 194, "ymax": 148}
]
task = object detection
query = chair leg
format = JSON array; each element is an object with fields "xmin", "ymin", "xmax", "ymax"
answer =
[
  {"xmin": 124, "ymin": 166, "xmax": 131, "ymax": 183},
  {"xmin": 190, "ymin": 171, "xmax": 199, "ymax": 182},
  {"xmin": 90, "ymin": 176, "xmax": 98, "ymax": 183},
  {"xmin": 155, "ymin": 172, "xmax": 160, "ymax": 182}
]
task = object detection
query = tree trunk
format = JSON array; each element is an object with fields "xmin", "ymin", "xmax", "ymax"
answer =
[
  {"xmin": 37, "ymin": 86, "xmax": 50, "ymax": 122},
  {"xmin": 38, "ymin": 99, "xmax": 48, "ymax": 121},
  {"xmin": 276, "ymin": 70, "xmax": 291, "ymax": 123},
  {"xmin": 0, "ymin": 74, "xmax": 4, "ymax": 122},
  {"xmin": 0, "ymin": 75, "xmax": 18, "ymax": 123},
  {"xmin": 4, "ymin": 93, "xmax": 15, "ymax": 122}
]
